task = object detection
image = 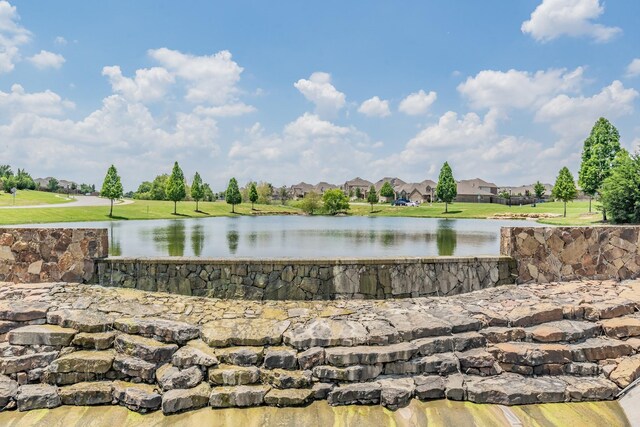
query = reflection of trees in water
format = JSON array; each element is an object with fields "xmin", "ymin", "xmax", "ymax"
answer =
[
  {"xmin": 191, "ymin": 224, "xmax": 205, "ymax": 257},
  {"xmin": 151, "ymin": 221, "xmax": 186, "ymax": 256},
  {"xmin": 247, "ymin": 232, "xmax": 258, "ymax": 247},
  {"xmin": 436, "ymin": 220, "xmax": 457, "ymax": 256},
  {"xmin": 227, "ymin": 230, "xmax": 239, "ymax": 254},
  {"xmin": 109, "ymin": 223, "xmax": 122, "ymax": 256}
]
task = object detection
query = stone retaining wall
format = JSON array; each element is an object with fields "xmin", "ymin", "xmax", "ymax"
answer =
[
  {"xmin": 93, "ymin": 257, "xmax": 516, "ymax": 300},
  {"xmin": 0, "ymin": 229, "xmax": 107, "ymax": 283},
  {"xmin": 501, "ymin": 226, "xmax": 640, "ymax": 284}
]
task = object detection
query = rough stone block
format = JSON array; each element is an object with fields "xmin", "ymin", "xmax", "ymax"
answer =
[
  {"xmin": 17, "ymin": 384, "xmax": 61, "ymax": 411},
  {"xmin": 58, "ymin": 381, "xmax": 113, "ymax": 405},
  {"xmin": 48, "ymin": 350, "xmax": 115, "ymax": 374},
  {"xmin": 209, "ymin": 385, "xmax": 270, "ymax": 408},
  {"xmin": 201, "ymin": 319, "xmax": 290, "ymax": 347},
  {"xmin": 114, "ymin": 334, "xmax": 178, "ymax": 363},
  {"xmin": 162, "ymin": 382, "xmax": 211, "ymax": 415},
  {"xmin": 264, "ymin": 388, "xmax": 314, "ymax": 407},
  {"xmin": 8, "ymin": 325, "xmax": 77, "ymax": 346}
]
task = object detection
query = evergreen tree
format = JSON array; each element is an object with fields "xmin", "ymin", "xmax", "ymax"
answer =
[
  {"xmin": 100, "ymin": 165, "xmax": 123, "ymax": 217},
  {"xmin": 166, "ymin": 161, "xmax": 186, "ymax": 215},
  {"xmin": 367, "ymin": 185, "xmax": 378, "ymax": 212},
  {"xmin": 436, "ymin": 162, "xmax": 457, "ymax": 213},
  {"xmin": 225, "ymin": 177, "xmax": 242, "ymax": 213},
  {"xmin": 380, "ymin": 181, "xmax": 395, "ymax": 202},
  {"xmin": 533, "ymin": 181, "xmax": 546, "ymax": 207},
  {"xmin": 600, "ymin": 150, "xmax": 640, "ymax": 224},
  {"xmin": 578, "ymin": 117, "xmax": 621, "ymax": 219},
  {"xmin": 552, "ymin": 166, "xmax": 578, "ymax": 217},
  {"xmin": 249, "ymin": 182, "xmax": 258, "ymax": 209},
  {"xmin": 190, "ymin": 172, "xmax": 204, "ymax": 212}
]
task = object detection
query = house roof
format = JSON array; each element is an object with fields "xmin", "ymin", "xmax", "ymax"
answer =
[
  {"xmin": 393, "ymin": 182, "xmax": 432, "ymax": 196},
  {"xmin": 498, "ymin": 183, "xmax": 554, "ymax": 195},
  {"xmin": 344, "ymin": 177, "xmax": 373, "ymax": 187},
  {"xmin": 456, "ymin": 179, "xmax": 496, "ymax": 196},
  {"xmin": 374, "ymin": 177, "xmax": 406, "ymax": 191},
  {"xmin": 314, "ymin": 182, "xmax": 337, "ymax": 192},
  {"xmin": 290, "ymin": 182, "xmax": 315, "ymax": 191}
]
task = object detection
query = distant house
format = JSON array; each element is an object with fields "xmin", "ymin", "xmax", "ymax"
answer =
[
  {"xmin": 35, "ymin": 177, "xmax": 77, "ymax": 191},
  {"xmin": 343, "ymin": 177, "xmax": 374, "ymax": 198},
  {"xmin": 290, "ymin": 182, "xmax": 315, "ymax": 199},
  {"xmin": 393, "ymin": 179, "xmax": 436, "ymax": 203},
  {"xmin": 498, "ymin": 183, "xmax": 553, "ymax": 198},
  {"xmin": 455, "ymin": 178, "xmax": 498, "ymax": 203},
  {"xmin": 374, "ymin": 177, "xmax": 406, "ymax": 193},
  {"xmin": 314, "ymin": 182, "xmax": 338, "ymax": 194}
]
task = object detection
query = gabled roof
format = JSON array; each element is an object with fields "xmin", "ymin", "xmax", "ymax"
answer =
[
  {"xmin": 344, "ymin": 177, "xmax": 373, "ymax": 187},
  {"xmin": 460, "ymin": 178, "xmax": 497, "ymax": 188},
  {"xmin": 420, "ymin": 179, "xmax": 437, "ymax": 188},
  {"xmin": 374, "ymin": 177, "xmax": 406, "ymax": 191},
  {"xmin": 290, "ymin": 182, "xmax": 315, "ymax": 191},
  {"xmin": 314, "ymin": 182, "xmax": 337, "ymax": 191}
]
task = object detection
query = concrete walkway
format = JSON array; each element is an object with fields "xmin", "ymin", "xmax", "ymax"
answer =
[{"xmin": 0, "ymin": 195, "xmax": 133, "ymax": 209}]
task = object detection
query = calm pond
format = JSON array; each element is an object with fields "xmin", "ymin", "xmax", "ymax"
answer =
[{"xmin": 18, "ymin": 216, "xmax": 544, "ymax": 258}]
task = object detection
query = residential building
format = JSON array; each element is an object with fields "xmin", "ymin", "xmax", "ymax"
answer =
[
  {"xmin": 290, "ymin": 182, "xmax": 315, "ymax": 199},
  {"xmin": 393, "ymin": 179, "xmax": 436, "ymax": 203},
  {"xmin": 314, "ymin": 182, "xmax": 338, "ymax": 194},
  {"xmin": 343, "ymin": 177, "xmax": 374, "ymax": 198},
  {"xmin": 455, "ymin": 178, "xmax": 498, "ymax": 203}
]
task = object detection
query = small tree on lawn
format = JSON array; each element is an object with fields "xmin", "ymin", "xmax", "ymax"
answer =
[
  {"xmin": 355, "ymin": 187, "xmax": 362, "ymax": 199},
  {"xmin": 533, "ymin": 181, "xmax": 546, "ymax": 207},
  {"xmin": 552, "ymin": 166, "xmax": 578, "ymax": 218},
  {"xmin": 249, "ymin": 182, "xmax": 258, "ymax": 209},
  {"xmin": 380, "ymin": 181, "xmax": 395, "ymax": 202},
  {"xmin": 300, "ymin": 191, "xmax": 321, "ymax": 214},
  {"xmin": 225, "ymin": 177, "xmax": 242, "ymax": 213},
  {"xmin": 323, "ymin": 189, "xmax": 350, "ymax": 215},
  {"xmin": 166, "ymin": 161, "xmax": 186, "ymax": 215},
  {"xmin": 436, "ymin": 162, "xmax": 457, "ymax": 213},
  {"xmin": 578, "ymin": 117, "xmax": 621, "ymax": 218},
  {"xmin": 367, "ymin": 185, "xmax": 378, "ymax": 212},
  {"xmin": 191, "ymin": 172, "xmax": 204, "ymax": 212},
  {"xmin": 100, "ymin": 165, "xmax": 123, "ymax": 217},
  {"xmin": 279, "ymin": 186, "xmax": 289, "ymax": 205}
]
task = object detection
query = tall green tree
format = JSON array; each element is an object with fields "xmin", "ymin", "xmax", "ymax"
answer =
[
  {"xmin": 436, "ymin": 162, "xmax": 457, "ymax": 213},
  {"xmin": 355, "ymin": 187, "xmax": 362, "ymax": 199},
  {"xmin": 279, "ymin": 186, "xmax": 289, "ymax": 205},
  {"xmin": 47, "ymin": 178, "xmax": 59, "ymax": 192},
  {"xmin": 533, "ymin": 181, "xmax": 546, "ymax": 207},
  {"xmin": 0, "ymin": 165, "xmax": 12, "ymax": 178},
  {"xmin": 323, "ymin": 189, "xmax": 350, "ymax": 214},
  {"xmin": 379, "ymin": 181, "xmax": 395, "ymax": 202},
  {"xmin": 578, "ymin": 117, "xmax": 621, "ymax": 219},
  {"xmin": 249, "ymin": 182, "xmax": 258, "ymax": 209},
  {"xmin": 552, "ymin": 166, "xmax": 578, "ymax": 217},
  {"xmin": 166, "ymin": 161, "xmax": 186, "ymax": 215},
  {"xmin": 100, "ymin": 165, "xmax": 123, "ymax": 217},
  {"xmin": 190, "ymin": 172, "xmax": 204, "ymax": 212},
  {"xmin": 225, "ymin": 177, "xmax": 242, "ymax": 213},
  {"xmin": 367, "ymin": 185, "xmax": 378, "ymax": 212},
  {"xmin": 600, "ymin": 150, "xmax": 640, "ymax": 224}
]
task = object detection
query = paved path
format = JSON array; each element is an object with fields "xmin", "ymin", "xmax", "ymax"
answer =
[{"xmin": 0, "ymin": 195, "xmax": 133, "ymax": 209}]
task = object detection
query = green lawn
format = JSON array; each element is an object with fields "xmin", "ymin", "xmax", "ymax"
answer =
[
  {"xmin": 0, "ymin": 190, "xmax": 74, "ymax": 207},
  {"xmin": 0, "ymin": 197, "xmax": 604, "ymax": 226},
  {"xmin": 348, "ymin": 200, "xmax": 604, "ymax": 226},
  {"xmin": 0, "ymin": 199, "xmax": 300, "ymax": 225}
]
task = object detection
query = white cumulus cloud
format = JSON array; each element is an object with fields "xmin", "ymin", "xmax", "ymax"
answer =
[
  {"xmin": 358, "ymin": 96, "xmax": 390, "ymax": 117},
  {"xmin": 102, "ymin": 65, "xmax": 174, "ymax": 103},
  {"xmin": 626, "ymin": 59, "xmax": 640, "ymax": 78},
  {"xmin": 0, "ymin": 0, "xmax": 31, "ymax": 73},
  {"xmin": 27, "ymin": 50, "xmax": 65, "ymax": 70},
  {"xmin": 293, "ymin": 72, "xmax": 346, "ymax": 117},
  {"xmin": 398, "ymin": 90, "xmax": 437, "ymax": 115},
  {"xmin": 148, "ymin": 48, "xmax": 244, "ymax": 105},
  {"xmin": 522, "ymin": 0, "xmax": 621, "ymax": 43},
  {"xmin": 458, "ymin": 67, "xmax": 584, "ymax": 110}
]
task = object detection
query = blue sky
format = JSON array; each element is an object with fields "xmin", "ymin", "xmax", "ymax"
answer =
[{"xmin": 0, "ymin": 0, "xmax": 638, "ymax": 191}]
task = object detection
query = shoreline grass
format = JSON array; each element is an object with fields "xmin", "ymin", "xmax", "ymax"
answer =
[
  {"xmin": 0, "ymin": 198, "xmax": 606, "ymax": 226},
  {"xmin": 0, "ymin": 190, "xmax": 73, "ymax": 207}
]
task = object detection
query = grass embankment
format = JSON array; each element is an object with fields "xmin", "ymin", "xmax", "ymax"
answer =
[
  {"xmin": 0, "ymin": 199, "xmax": 299, "ymax": 225},
  {"xmin": 0, "ymin": 198, "xmax": 602, "ymax": 226},
  {"xmin": 348, "ymin": 200, "xmax": 603, "ymax": 226},
  {"xmin": 0, "ymin": 190, "xmax": 73, "ymax": 207}
]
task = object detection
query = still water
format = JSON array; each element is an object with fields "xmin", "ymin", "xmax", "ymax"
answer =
[{"xmin": 17, "ymin": 216, "xmax": 544, "ymax": 258}]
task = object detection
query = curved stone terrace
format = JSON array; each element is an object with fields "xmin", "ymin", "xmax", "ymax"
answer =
[{"xmin": 0, "ymin": 278, "xmax": 639, "ymax": 416}]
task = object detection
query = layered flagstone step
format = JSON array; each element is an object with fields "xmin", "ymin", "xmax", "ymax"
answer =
[{"xmin": 0, "ymin": 279, "xmax": 638, "ymax": 414}]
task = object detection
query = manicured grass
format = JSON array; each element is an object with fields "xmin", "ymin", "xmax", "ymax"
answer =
[
  {"xmin": 0, "ymin": 199, "xmax": 300, "ymax": 225},
  {"xmin": 349, "ymin": 200, "xmax": 603, "ymax": 225},
  {"xmin": 0, "ymin": 190, "xmax": 73, "ymax": 207},
  {"xmin": 0, "ymin": 198, "xmax": 604, "ymax": 226}
]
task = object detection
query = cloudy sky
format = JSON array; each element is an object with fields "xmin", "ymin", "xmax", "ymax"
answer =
[{"xmin": 0, "ymin": 0, "xmax": 638, "ymax": 191}]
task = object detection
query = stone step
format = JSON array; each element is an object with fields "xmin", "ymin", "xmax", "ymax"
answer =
[
  {"xmin": 0, "ymin": 301, "xmax": 49, "ymax": 322},
  {"xmin": 209, "ymin": 384, "xmax": 271, "ymax": 408},
  {"xmin": 524, "ymin": 320, "xmax": 602, "ymax": 343},
  {"xmin": 8, "ymin": 325, "xmax": 77, "ymax": 346},
  {"xmin": 171, "ymin": 340, "xmax": 218, "ymax": 369},
  {"xmin": 114, "ymin": 334, "xmax": 178, "ymax": 363},
  {"xmin": 16, "ymin": 383, "xmax": 60, "ymax": 411},
  {"xmin": 261, "ymin": 368, "xmax": 312, "ymax": 389},
  {"xmin": 48, "ymin": 350, "xmax": 115, "ymax": 375},
  {"xmin": 208, "ymin": 364, "xmax": 260, "ymax": 386},
  {"xmin": 489, "ymin": 337, "xmax": 634, "ymax": 372},
  {"xmin": 112, "ymin": 380, "xmax": 161, "ymax": 413},
  {"xmin": 71, "ymin": 331, "xmax": 117, "ymax": 350},
  {"xmin": 200, "ymin": 319, "xmax": 290, "ymax": 347},
  {"xmin": 0, "ymin": 352, "xmax": 58, "ymax": 375},
  {"xmin": 215, "ymin": 346, "xmax": 264, "ymax": 366},
  {"xmin": 114, "ymin": 317, "xmax": 200, "ymax": 345},
  {"xmin": 113, "ymin": 354, "xmax": 156, "ymax": 382},
  {"xmin": 162, "ymin": 382, "xmax": 210, "ymax": 415},
  {"xmin": 264, "ymin": 388, "xmax": 314, "ymax": 407},
  {"xmin": 600, "ymin": 316, "xmax": 640, "ymax": 339},
  {"xmin": 47, "ymin": 310, "xmax": 115, "ymax": 333},
  {"xmin": 156, "ymin": 364, "xmax": 203, "ymax": 391},
  {"xmin": 58, "ymin": 381, "xmax": 113, "ymax": 406}
]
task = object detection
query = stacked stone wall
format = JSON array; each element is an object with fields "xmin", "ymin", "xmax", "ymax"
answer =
[
  {"xmin": 0, "ymin": 229, "xmax": 108, "ymax": 283},
  {"xmin": 94, "ymin": 257, "xmax": 515, "ymax": 300},
  {"xmin": 501, "ymin": 226, "xmax": 640, "ymax": 284}
]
